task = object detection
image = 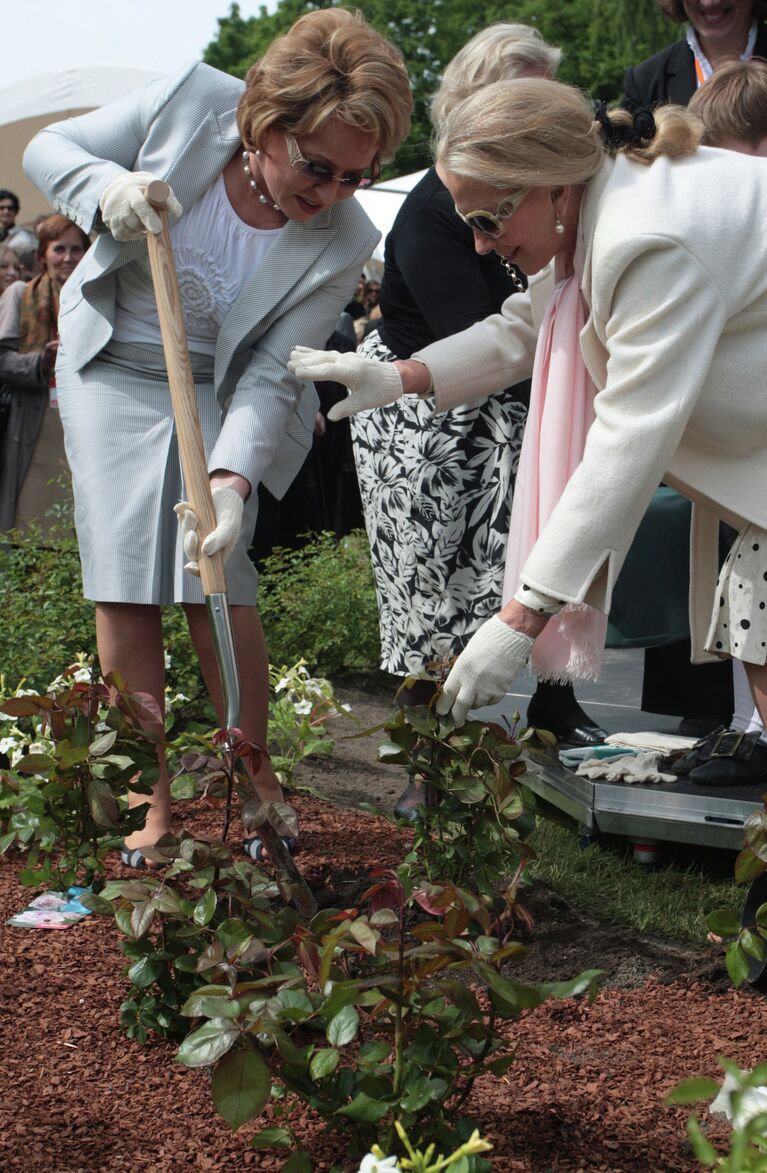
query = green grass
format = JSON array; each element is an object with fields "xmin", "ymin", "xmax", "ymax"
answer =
[{"xmin": 528, "ymin": 818, "xmax": 744, "ymax": 944}]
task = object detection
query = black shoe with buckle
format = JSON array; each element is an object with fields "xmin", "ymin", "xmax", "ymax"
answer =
[
  {"xmin": 688, "ymin": 728, "xmax": 767, "ymax": 787},
  {"xmin": 670, "ymin": 724, "xmax": 729, "ymax": 776}
]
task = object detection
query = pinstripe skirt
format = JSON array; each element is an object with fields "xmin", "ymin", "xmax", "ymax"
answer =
[{"xmin": 56, "ymin": 341, "xmax": 259, "ymax": 606}]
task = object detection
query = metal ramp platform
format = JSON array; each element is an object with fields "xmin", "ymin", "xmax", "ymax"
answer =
[{"xmin": 522, "ymin": 756, "xmax": 761, "ymax": 851}]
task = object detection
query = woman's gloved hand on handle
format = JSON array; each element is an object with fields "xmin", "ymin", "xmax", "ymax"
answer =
[
  {"xmin": 99, "ymin": 171, "xmax": 183, "ymax": 241},
  {"xmin": 287, "ymin": 345, "xmax": 404, "ymax": 420},
  {"xmin": 174, "ymin": 485, "xmax": 244, "ymax": 577},
  {"xmin": 436, "ymin": 617, "xmax": 535, "ymax": 727}
]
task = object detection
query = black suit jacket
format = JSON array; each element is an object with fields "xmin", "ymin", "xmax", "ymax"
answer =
[{"xmin": 623, "ymin": 23, "xmax": 767, "ymax": 108}]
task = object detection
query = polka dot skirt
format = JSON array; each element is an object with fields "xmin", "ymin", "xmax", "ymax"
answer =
[{"xmin": 705, "ymin": 523, "xmax": 767, "ymax": 665}]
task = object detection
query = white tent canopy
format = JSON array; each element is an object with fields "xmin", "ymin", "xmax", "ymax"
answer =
[
  {"xmin": 0, "ymin": 67, "xmax": 167, "ymax": 221},
  {"xmin": 355, "ymin": 170, "xmax": 428, "ymax": 262}
]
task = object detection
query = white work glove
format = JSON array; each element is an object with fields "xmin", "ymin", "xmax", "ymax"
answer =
[
  {"xmin": 287, "ymin": 346, "xmax": 403, "ymax": 421},
  {"xmin": 173, "ymin": 486, "xmax": 244, "ymax": 577},
  {"xmin": 99, "ymin": 171, "xmax": 183, "ymax": 241},
  {"xmin": 576, "ymin": 751, "xmax": 676, "ymax": 784},
  {"xmin": 436, "ymin": 617, "xmax": 534, "ymax": 728}
]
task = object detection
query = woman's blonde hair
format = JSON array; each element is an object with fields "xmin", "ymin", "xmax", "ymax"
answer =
[
  {"xmin": 688, "ymin": 58, "xmax": 767, "ymax": 146},
  {"xmin": 237, "ymin": 8, "xmax": 412, "ymax": 162},
  {"xmin": 430, "ymin": 23, "xmax": 562, "ymax": 131},
  {"xmin": 437, "ymin": 77, "xmax": 702, "ymax": 190}
]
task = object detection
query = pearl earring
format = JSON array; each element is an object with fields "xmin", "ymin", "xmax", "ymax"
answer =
[{"xmin": 554, "ymin": 212, "xmax": 565, "ymax": 235}]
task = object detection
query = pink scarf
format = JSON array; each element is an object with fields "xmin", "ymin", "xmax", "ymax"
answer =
[{"xmin": 502, "ymin": 274, "xmax": 607, "ymax": 682}]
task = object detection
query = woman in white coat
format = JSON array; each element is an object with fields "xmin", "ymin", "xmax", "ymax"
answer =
[
  {"xmin": 289, "ymin": 77, "xmax": 767, "ymax": 730},
  {"xmin": 24, "ymin": 9, "xmax": 412, "ymax": 863}
]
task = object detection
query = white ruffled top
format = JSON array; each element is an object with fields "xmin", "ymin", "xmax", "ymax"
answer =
[{"xmin": 112, "ymin": 172, "xmax": 282, "ymax": 356}]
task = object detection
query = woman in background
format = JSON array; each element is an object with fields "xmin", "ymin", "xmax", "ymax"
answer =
[
  {"xmin": 0, "ymin": 215, "xmax": 88, "ymax": 532},
  {"xmin": 348, "ymin": 24, "xmax": 603, "ymax": 816}
]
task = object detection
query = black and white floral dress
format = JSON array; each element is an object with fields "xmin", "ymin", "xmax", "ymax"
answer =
[{"xmin": 352, "ymin": 329, "xmax": 526, "ymax": 674}]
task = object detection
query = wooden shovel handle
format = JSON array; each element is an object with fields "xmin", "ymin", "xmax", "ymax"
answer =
[{"xmin": 144, "ymin": 180, "xmax": 226, "ymax": 596}]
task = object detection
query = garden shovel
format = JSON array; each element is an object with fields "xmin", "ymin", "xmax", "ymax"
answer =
[{"xmin": 143, "ymin": 180, "xmax": 315, "ymax": 917}]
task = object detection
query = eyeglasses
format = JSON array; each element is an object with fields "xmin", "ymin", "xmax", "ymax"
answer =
[
  {"xmin": 284, "ymin": 132, "xmax": 379, "ymax": 190},
  {"xmin": 454, "ymin": 189, "xmax": 530, "ymax": 238}
]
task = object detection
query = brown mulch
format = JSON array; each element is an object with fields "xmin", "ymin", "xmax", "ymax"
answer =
[{"xmin": 1, "ymin": 792, "xmax": 764, "ymax": 1173}]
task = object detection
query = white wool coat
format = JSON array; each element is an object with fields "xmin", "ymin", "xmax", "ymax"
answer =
[{"xmin": 414, "ymin": 149, "xmax": 767, "ymax": 659}]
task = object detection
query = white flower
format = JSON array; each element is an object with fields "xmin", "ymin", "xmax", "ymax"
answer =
[
  {"xmin": 710, "ymin": 1071, "xmax": 767, "ymax": 1129},
  {"xmin": 275, "ymin": 676, "xmax": 292, "ymax": 693},
  {"xmin": 340, "ymin": 703, "xmax": 352, "ymax": 713},
  {"xmin": 293, "ymin": 699, "xmax": 313, "ymax": 716},
  {"xmin": 0, "ymin": 735, "xmax": 20, "ymax": 756},
  {"xmin": 164, "ymin": 650, "xmax": 172, "ymax": 669},
  {"xmin": 357, "ymin": 1155, "xmax": 401, "ymax": 1173}
]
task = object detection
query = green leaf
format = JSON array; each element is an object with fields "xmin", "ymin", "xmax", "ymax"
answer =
[
  {"xmin": 87, "ymin": 779, "xmax": 119, "ymax": 827},
  {"xmin": 251, "ymin": 1127, "xmax": 292, "ymax": 1150},
  {"xmin": 377, "ymin": 740, "xmax": 408, "ymax": 764},
  {"xmin": 211, "ymin": 1047, "xmax": 270, "ymax": 1129},
  {"xmin": 402, "ymin": 706, "xmax": 438, "ymax": 735},
  {"xmin": 538, "ymin": 970, "xmax": 603, "ymax": 1001},
  {"xmin": 280, "ymin": 1154, "xmax": 312, "ymax": 1173},
  {"xmin": 182, "ymin": 986, "xmax": 241, "ymax": 1020},
  {"xmin": 665, "ymin": 1077, "xmax": 720, "ymax": 1105},
  {"xmin": 89, "ymin": 729, "xmax": 118, "ymax": 755},
  {"xmin": 127, "ymin": 955, "xmax": 163, "ymax": 989},
  {"xmin": 370, "ymin": 908, "xmax": 398, "ymax": 927},
  {"xmin": 349, "ymin": 918, "xmax": 379, "ymax": 955},
  {"xmin": 706, "ymin": 908, "xmax": 742, "ymax": 938},
  {"xmin": 0, "ymin": 830, "xmax": 16, "ymax": 855},
  {"xmin": 327, "ymin": 1005, "xmax": 359, "ymax": 1047},
  {"xmin": 745, "ymin": 808, "xmax": 767, "ymax": 862},
  {"xmin": 486, "ymin": 1052, "xmax": 517, "ymax": 1076},
  {"xmin": 336, "ymin": 1092, "xmax": 390, "ymax": 1123},
  {"xmin": 735, "ymin": 847, "xmax": 766, "ymax": 886},
  {"xmin": 310, "ymin": 1047, "xmax": 340, "ymax": 1081},
  {"xmin": 686, "ymin": 1115, "xmax": 718, "ymax": 1165},
  {"xmin": 450, "ymin": 776, "xmax": 486, "ymax": 804},
  {"xmin": 150, "ymin": 887, "xmax": 182, "ymax": 915},
  {"xmin": 176, "ymin": 1019, "xmax": 239, "ymax": 1067},
  {"xmin": 16, "ymin": 753, "xmax": 55, "ymax": 775},
  {"xmin": 725, "ymin": 940, "xmax": 752, "ymax": 988},
  {"xmin": 756, "ymin": 902, "xmax": 767, "ymax": 932},
  {"xmin": 400, "ymin": 1076, "xmax": 433, "ymax": 1112},
  {"xmin": 741, "ymin": 929, "xmax": 766, "ymax": 963},
  {"xmin": 130, "ymin": 900, "xmax": 156, "ymax": 939},
  {"xmin": 193, "ymin": 888, "xmax": 217, "ymax": 926}
]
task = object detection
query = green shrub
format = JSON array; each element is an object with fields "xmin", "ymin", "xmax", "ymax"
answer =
[
  {"xmin": 0, "ymin": 519, "xmax": 206, "ymax": 710},
  {"xmin": 0, "ymin": 521, "xmax": 381, "ymax": 699},
  {"xmin": 257, "ymin": 530, "xmax": 381, "ymax": 675},
  {"xmin": 0, "ymin": 520, "xmax": 95, "ymax": 691}
]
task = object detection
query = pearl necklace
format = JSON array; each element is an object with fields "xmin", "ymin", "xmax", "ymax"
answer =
[{"xmin": 242, "ymin": 149, "xmax": 280, "ymax": 211}]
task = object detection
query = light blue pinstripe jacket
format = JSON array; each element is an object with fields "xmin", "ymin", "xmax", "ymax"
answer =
[{"xmin": 23, "ymin": 62, "xmax": 380, "ymax": 498}]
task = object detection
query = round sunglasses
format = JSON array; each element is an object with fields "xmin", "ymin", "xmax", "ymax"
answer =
[
  {"xmin": 284, "ymin": 131, "xmax": 379, "ymax": 190},
  {"xmin": 454, "ymin": 188, "xmax": 530, "ymax": 238}
]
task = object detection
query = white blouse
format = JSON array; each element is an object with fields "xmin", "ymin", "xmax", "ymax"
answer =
[{"xmin": 112, "ymin": 172, "xmax": 282, "ymax": 356}]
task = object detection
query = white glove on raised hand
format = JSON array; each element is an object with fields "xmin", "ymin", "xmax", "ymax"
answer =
[
  {"xmin": 173, "ymin": 486, "xmax": 244, "ymax": 577},
  {"xmin": 436, "ymin": 617, "xmax": 534, "ymax": 728},
  {"xmin": 287, "ymin": 346, "xmax": 403, "ymax": 421},
  {"xmin": 99, "ymin": 171, "xmax": 183, "ymax": 241}
]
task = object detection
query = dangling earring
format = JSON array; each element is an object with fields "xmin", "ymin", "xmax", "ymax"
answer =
[
  {"xmin": 499, "ymin": 255, "xmax": 525, "ymax": 292},
  {"xmin": 554, "ymin": 212, "xmax": 565, "ymax": 235}
]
